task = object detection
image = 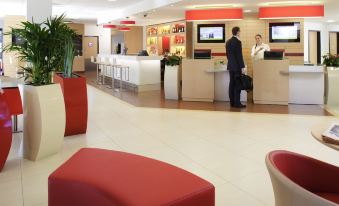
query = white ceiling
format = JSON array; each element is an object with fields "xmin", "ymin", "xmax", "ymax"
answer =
[
  {"xmin": 128, "ymin": 0, "xmax": 339, "ymax": 26},
  {"xmin": 0, "ymin": 0, "xmax": 338, "ymax": 24}
]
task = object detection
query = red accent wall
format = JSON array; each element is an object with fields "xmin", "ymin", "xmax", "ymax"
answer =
[
  {"xmin": 186, "ymin": 9, "xmax": 243, "ymax": 21},
  {"xmin": 259, "ymin": 5, "xmax": 324, "ymax": 19}
]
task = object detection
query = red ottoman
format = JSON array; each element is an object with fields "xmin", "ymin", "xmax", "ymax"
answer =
[{"xmin": 48, "ymin": 148, "xmax": 215, "ymax": 206}]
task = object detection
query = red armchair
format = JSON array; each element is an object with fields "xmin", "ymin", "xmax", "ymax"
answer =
[{"xmin": 266, "ymin": 150, "xmax": 339, "ymax": 206}]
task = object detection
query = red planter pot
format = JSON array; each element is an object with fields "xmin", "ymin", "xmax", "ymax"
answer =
[
  {"xmin": 0, "ymin": 93, "xmax": 12, "ymax": 172},
  {"xmin": 54, "ymin": 73, "xmax": 88, "ymax": 136}
]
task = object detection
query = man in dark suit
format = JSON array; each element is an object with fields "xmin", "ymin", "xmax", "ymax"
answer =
[{"xmin": 226, "ymin": 27, "xmax": 246, "ymax": 108}]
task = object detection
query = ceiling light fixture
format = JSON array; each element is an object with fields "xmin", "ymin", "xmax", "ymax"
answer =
[
  {"xmin": 107, "ymin": 0, "xmax": 117, "ymax": 2},
  {"xmin": 103, "ymin": 24, "xmax": 117, "ymax": 28},
  {"xmin": 120, "ymin": 20, "xmax": 135, "ymax": 25},
  {"xmin": 192, "ymin": 4, "xmax": 242, "ymax": 9},
  {"xmin": 244, "ymin": 10, "xmax": 252, "ymax": 13},
  {"xmin": 260, "ymin": 1, "xmax": 322, "ymax": 6},
  {"xmin": 119, "ymin": 27, "xmax": 131, "ymax": 31},
  {"xmin": 327, "ymin": 20, "xmax": 336, "ymax": 23}
]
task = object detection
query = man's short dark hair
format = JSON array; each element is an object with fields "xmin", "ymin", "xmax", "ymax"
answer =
[{"xmin": 232, "ymin": 27, "xmax": 240, "ymax": 36}]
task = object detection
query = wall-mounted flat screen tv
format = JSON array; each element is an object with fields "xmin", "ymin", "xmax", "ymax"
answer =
[
  {"xmin": 269, "ymin": 22, "xmax": 300, "ymax": 43},
  {"xmin": 198, "ymin": 24, "xmax": 225, "ymax": 43},
  {"xmin": 12, "ymin": 29, "xmax": 25, "ymax": 46}
]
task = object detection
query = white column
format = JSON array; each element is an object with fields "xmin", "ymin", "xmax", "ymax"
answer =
[{"xmin": 26, "ymin": 0, "xmax": 52, "ymax": 23}]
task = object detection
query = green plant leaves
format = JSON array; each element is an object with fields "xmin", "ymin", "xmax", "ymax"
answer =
[
  {"xmin": 3, "ymin": 14, "xmax": 77, "ymax": 85},
  {"xmin": 323, "ymin": 54, "xmax": 339, "ymax": 67},
  {"xmin": 165, "ymin": 54, "xmax": 182, "ymax": 66}
]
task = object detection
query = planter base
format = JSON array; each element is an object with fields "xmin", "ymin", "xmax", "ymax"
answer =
[
  {"xmin": 23, "ymin": 84, "xmax": 66, "ymax": 161},
  {"xmin": 54, "ymin": 73, "xmax": 88, "ymax": 136},
  {"xmin": 326, "ymin": 67, "xmax": 339, "ymax": 106},
  {"xmin": 164, "ymin": 66, "xmax": 180, "ymax": 100}
]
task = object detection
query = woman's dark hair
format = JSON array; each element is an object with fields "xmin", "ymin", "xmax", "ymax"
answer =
[
  {"xmin": 232, "ymin": 27, "xmax": 240, "ymax": 36},
  {"xmin": 255, "ymin": 34, "xmax": 262, "ymax": 39}
]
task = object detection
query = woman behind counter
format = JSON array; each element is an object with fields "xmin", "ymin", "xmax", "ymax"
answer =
[{"xmin": 251, "ymin": 34, "xmax": 270, "ymax": 60}]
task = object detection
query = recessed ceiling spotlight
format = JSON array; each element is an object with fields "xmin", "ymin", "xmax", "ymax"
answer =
[
  {"xmin": 327, "ymin": 20, "xmax": 336, "ymax": 23},
  {"xmin": 244, "ymin": 9, "xmax": 252, "ymax": 13},
  {"xmin": 108, "ymin": 0, "xmax": 117, "ymax": 2}
]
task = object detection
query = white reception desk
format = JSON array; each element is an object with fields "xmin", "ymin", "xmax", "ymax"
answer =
[
  {"xmin": 289, "ymin": 65, "xmax": 324, "ymax": 105},
  {"xmin": 98, "ymin": 54, "xmax": 162, "ymax": 92},
  {"xmin": 253, "ymin": 60, "xmax": 324, "ymax": 105},
  {"xmin": 205, "ymin": 65, "xmax": 247, "ymax": 102}
]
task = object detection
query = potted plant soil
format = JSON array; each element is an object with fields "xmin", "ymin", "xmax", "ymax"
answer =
[
  {"xmin": 164, "ymin": 54, "xmax": 182, "ymax": 100},
  {"xmin": 323, "ymin": 54, "xmax": 339, "ymax": 105},
  {"xmin": 50, "ymin": 16, "xmax": 88, "ymax": 136},
  {"xmin": 5, "ymin": 19, "xmax": 66, "ymax": 161}
]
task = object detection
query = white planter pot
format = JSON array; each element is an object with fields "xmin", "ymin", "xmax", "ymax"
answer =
[
  {"xmin": 164, "ymin": 65, "xmax": 180, "ymax": 100},
  {"xmin": 23, "ymin": 84, "xmax": 66, "ymax": 161},
  {"xmin": 326, "ymin": 67, "xmax": 339, "ymax": 106}
]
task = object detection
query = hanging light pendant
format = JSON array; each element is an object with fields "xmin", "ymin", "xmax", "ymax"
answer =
[
  {"xmin": 103, "ymin": 24, "xmax": 117, "ymax": 29},
  {"xmin": 118, "ymin": 27, "xmax": 131, "ymax": 32},
  {"xmin": 120, "ymin": 20, "xmax": 135, "ymax": 25}
]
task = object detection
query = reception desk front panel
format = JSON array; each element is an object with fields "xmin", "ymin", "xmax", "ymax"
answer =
[
  {"xmin": 182, "ymin": 59, "xmax": 214, "ymax": 102},
  {"xmin": 253, "ymin": 60, "xmax": 290, "ymax": 105}
]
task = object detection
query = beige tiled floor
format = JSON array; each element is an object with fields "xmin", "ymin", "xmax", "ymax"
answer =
[{"xmin": 1, "ymin": 85, "xmax": 338, "ymax": 206}]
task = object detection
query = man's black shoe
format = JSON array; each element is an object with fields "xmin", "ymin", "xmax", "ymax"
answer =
[{"xmin": 232, "ymin": 104, "xmax": 246, "ymax": 108}]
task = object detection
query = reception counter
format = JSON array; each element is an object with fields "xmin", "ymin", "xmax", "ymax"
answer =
[
  {"xmin": 253, "ymin": 60, "xmax": 324, "ymax": 105},
  {"xmin": 289, "ymin": 65, "xmax": 324, "ymax": 104},
  {"xmin": 98, "ymin": 54, "xmax": 162, "ymax": 92},
  {"xmin": 253, "ymin": 60, "xmax": 289, "ymax": 105},
  {"xmin": 205, "ymin": 66, "xmax": 247, "ymax": 102},
  {"xmin": 182, "ymin": 59, "xmax": 214, "ymax": 102},
  {"xmin": 181, "ymin": 59, "xmax": 247, "ymax": 103}
]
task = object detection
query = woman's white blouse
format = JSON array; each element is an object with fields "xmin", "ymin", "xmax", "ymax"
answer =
[{"xmin": 251, "ymin": 43, "xmax": 270, "ymax": 60}]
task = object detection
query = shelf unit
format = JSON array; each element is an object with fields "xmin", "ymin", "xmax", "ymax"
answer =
[{"xmin": 146, "ymin": 20, "xmax": 192, "ymax": 58}]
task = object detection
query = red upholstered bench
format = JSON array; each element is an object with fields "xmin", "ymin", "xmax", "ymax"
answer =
[{"xmin": 48, "ymin": 148, "xmax": 215, "ymax": 206}]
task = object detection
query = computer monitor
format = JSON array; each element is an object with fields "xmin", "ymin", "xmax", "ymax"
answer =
[
  {"xmin": 264, "ymin": 51, "xmax": 284, "ymax": 60},
  {"xmin": 194, "ymin": 49, "xmax": 211, "ymax": 59},
  {"xmin": 138, "ymin": 50, "xmax": 149, "ymax": 56}
]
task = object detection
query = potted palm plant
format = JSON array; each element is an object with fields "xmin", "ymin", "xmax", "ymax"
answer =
[
  {"xmin": 323, "ymin": 54, "xmax": 339, "ymax": 105},
  {"xmin": 164, "ymin": 54, "xmax": 182, "ymax": 100},
  {"xmin": 5, "ymin": 20, "xmax": 66, "ymax": 161},
  {"xmin": 50, "ymin": 16, "xmax": 88, "ymax": 137}
]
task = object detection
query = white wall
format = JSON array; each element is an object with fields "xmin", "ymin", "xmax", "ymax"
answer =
[
  {"xmin": 111, "ymin": 33, "xmax": 124, "ymax": 54},
  {"xmin": 27, "ymin": 0, "xmax": 52, "ymax": 23},
  {"xmin": 304, "ymin": 20, "xmax": 339, "ymax": 63},
  {"xmin": 85, "ymin": 24, "xmax": 111, "ymax": 54}
]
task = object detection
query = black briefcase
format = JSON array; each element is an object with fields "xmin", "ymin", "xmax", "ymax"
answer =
[{"xmin": 236, "ymin": 74, "xmax": 253, "ymax": 91}]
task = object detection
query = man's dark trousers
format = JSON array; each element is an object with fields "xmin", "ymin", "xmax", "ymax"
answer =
[{"xmin": 229, "ymin": 70, "xmax": 241, "ymax": 106}]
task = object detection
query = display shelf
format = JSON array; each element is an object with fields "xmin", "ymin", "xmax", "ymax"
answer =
[{"xmin": 146, "ymin": 20, "xmax": 188, "ymax": 57}]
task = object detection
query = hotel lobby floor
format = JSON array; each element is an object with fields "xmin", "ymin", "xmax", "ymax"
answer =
[
  {"xmin": 1, "ymin": 85, "xmax": 338, "ymax": 206},
  {"xmin": 83, "ymin": 71, "xmax": 332, "ymax": 116}
]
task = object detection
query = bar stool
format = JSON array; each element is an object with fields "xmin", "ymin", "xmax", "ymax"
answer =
[
  {"xmin": 104, "ymin": 57, "xmax": 115, "ymax": 89},
  {"xmin": 110, "ymin": 58, "xmax": 129, "ymax": 92},
  {"xmin": 94, "ymin": 56, "xmax": 105, "ymax": 85},
  {"xmin": 100, "ymin": 57, "xmax": 107, "ymax": 85}
]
